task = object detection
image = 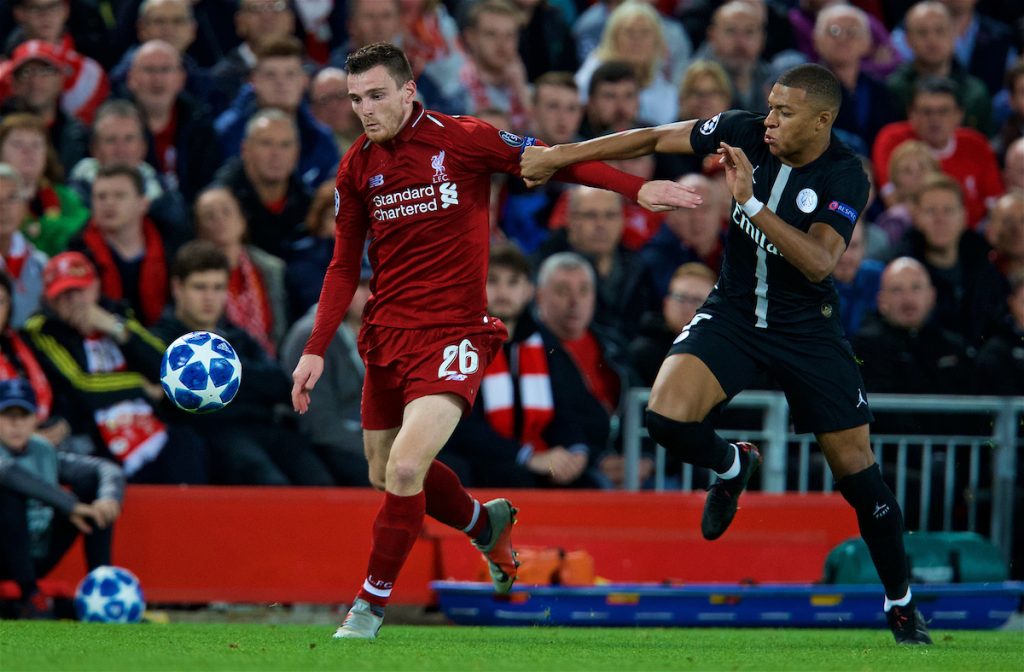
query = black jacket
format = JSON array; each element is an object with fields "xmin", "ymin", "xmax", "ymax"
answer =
[{"xmin": 972, "ymin": 316, "xmax": 1024, "ymax": 396}]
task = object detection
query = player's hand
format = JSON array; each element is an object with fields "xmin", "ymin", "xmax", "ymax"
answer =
[
  {"xmin": 717, "ymin": 142, "xmax": 754, "ymax": 203},
  {"xmin": 291, "ymin": 354, "xmax": 324, "ymax": 414},
  {"xmin": 91, "ymin": 498, "xmax": 121, "ymax": 528},
  {"xmin": 69, "ymin": 502, "xmax": 98, "ymax": 534},
  {"xmin": 638, "ymin": 180, "xmax": 703, "ymax": 212},
  {"xmin": 520, "ymin": 146, "xmax": 561, "ymax": 187}
]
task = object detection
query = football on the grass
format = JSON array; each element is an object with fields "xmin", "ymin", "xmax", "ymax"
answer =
[
  {"xmin": 160, "ymin": 331, "xmax": 241, "ymax": 413},
  {"xmin": 74, "ymin": 565, "xmax": 145, "ymax": 623}
]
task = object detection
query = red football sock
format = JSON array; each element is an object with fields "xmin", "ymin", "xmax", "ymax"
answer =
[
  {"xmin": 423, "ymin": 461, "xmax": 490, "ymax": 539},
  {"xmin": 357, "ymin": 490, "xmax": 426, "ymax": 608}
]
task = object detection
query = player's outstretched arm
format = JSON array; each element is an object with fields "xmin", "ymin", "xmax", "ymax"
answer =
[
  {"xmin": 291, "ymin": 354, "xmax": 324, "ymax": 414},
  {"xmin": 520, "ymin": 119, "xmax": 699, "ymax": 187}
]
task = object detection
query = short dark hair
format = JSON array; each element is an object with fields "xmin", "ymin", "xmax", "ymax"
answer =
[
  {"xmin": 464, "ymin": 0, "xmax": 520, "ymax": 31},
  {"xmin": 489, "ymin": 242, "xmax": 531, "ymax": 279},
  {"xmin": 913, "ymin": 172, "xmax": 964, "ymax": 205},
  {"xmin": 254, "ymin": 35, "xmax": 305, "ymax": 63},
  {"xmin": 534, "ymin": 71, "xmax": 578, "ymax": 103},
  {"xmin": 588, "ymin": 61, "xmax": 638, "ymax": 99},
  {"xmin": 171, "ymin": 240, "xmax": 230, "ymax": 282},
  {"xmin": 776, "ymin": 63, "xmax": 841, "ymax": 114},
  {"xmin": 346, "ymin": 42, "xmax": 413, "ymax": 87},
  {"xmin": 95, "ymin": 163, "xmax": 145, "ymax": 195},
  {"xmin": 1006, "ymin": 61, "xmax": 1024, "ymax": 93},
  {"xmin": 910, "ymin": 75, "xmax": 963, "ymax": 109}
]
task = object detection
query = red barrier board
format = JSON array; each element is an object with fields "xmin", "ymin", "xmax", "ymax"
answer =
[{"xmin": 45, "ymin": 487, "xmax": 858, "ymax": 605}]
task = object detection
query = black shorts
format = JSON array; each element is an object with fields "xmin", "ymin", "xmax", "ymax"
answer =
[{"xmin": 666, "ymin": 295, "xmax": 873, "ymax": 434}]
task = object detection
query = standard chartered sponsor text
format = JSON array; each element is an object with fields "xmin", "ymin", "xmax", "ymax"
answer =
[{"xmin": 373, "ymin": 184, "xmax": 442, "ymax": 220}]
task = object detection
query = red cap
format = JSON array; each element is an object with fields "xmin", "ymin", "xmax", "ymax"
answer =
[
  {"xmin": 10, "ymin": 40, "xmax": 71, "ymax": 75},
  {"xmin": 43, "ymin": 252, "xmax": 97, "ymax": 300}
]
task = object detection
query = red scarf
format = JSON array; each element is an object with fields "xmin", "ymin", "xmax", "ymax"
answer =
[
  {"xmin": 481, "ymin": 333, "xmax": 554, "ymax": 452},
  {"xmin": 81, "ymin": 218, "xmax": 167, "ymax": 326},
  {"xmin": 405, "ymin": 12, "xmax": 449, "ymax": 76},
  {"xmin": 0, "ymin": 330, "xmax": 54, "ymax": 421},
  {"xmin": 227, "ymin": 248, "xmax": 275, "ymax": 356}
]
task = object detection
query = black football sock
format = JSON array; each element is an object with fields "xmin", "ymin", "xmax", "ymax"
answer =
[
  {"xmin": 838, "ymin": 464, "xmax": 910, "ymax": 601},
  {"xmin": 646, "ymin": 410, "xmax": 734, "ymax": 472}
]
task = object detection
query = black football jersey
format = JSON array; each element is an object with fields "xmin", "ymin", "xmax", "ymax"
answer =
[{"xmin": 689, "ymin": 110, "xmax": 869, "ymax": 332}]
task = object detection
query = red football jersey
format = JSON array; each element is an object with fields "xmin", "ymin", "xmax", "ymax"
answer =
[{"xmin": 303, "ymin": 103, "xmax": 644, "ymax": 356}]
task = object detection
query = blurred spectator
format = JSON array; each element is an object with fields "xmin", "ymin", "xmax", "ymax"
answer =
[
  {"xmin": 0, "ymin": 273, "xmax": 62, "ymax": 449},
  {"xmin": 125, "ymin": 40, "xmax": 223, "ymax": 204},
  {"xmin": 309, "ymin": 67, "xmax": 362, "ymax": 155},
  {"xmin": 900, "ymin": 173, "xmax": 1007, "ymax": 345},
  {"xmin": 575, "ymin": 1, "xmax": 678, "ymax": 125},
  {"xmin": 579, "ymin": 60, "xmax": 644, "ymax": 139},
  {"xmin": 194, "ymin": 187, "xmax": 288, "ymax": 357},
  {"xmin": 693, "ymin": 1, "xmax": 802, "ymax": 113},
  {"xmin": 875, "ymin": 140, "xmax": 942, "ymax": 250},
  {"xmin": 512, "ymin": 0, "xmax": 578, "ymax": 80},
  {"xmin": 501, "ymin": 72, "xmax": 583, "ymax": 253},
  {"xmin": 789, "ymin": 0, "xmax": 902, "ymax": 79},
  {"xmin": 573, "ymin": 0, "xmax": 692, "ymax": 84},
  {"xmin": 534, "ymin": 186, "xmax": 656, "ymax": 342},
  {"xmin": 834, "ymin": 221, "xmax": 885, "ymax": 338},
  {"xmin": 0, "ymin": 378, "xmax": 124, "ymax": 620},
  {"xmin": 812, "ymin": 4, "xmax": 898, "ymax": 155},
  {"xmin": 885, "ymin": 1, "xmax": 991, "ymax": 134},
  {"xmin": 2, "ymin": 6, "xmax": 110, "ymax": 125},
  {"xmin": 1004, "ymin": 137, "xmax": 1024, "ymax": 192},
  {"xmin": 986, "ymin": 191, "xmax": 1024, "ymax": 280},
  {"xmin": 891, "ymin": 0, "xmax": 1016, "ymax": 96},
  {"xmin": 280, "ymin": 257, "xmax": 372, "ymax": 488},
  {"xmin": 994, "ymin": 62, "xmax": 1024, "ymax": 162},
  {"xmin": 108, "ymin": 0, "xmax": 221, "ymax": 115},
  {"xmin": 629, "ymin": 261, "xmax": 715, "ymax": 387},
  {"xmin": 328, "ymin": 0, "xmax": 402, "ymax": 70},
  {"xmin": 211, "ymin": 0, "xmax": 298, "ymax": 107},
  {"xmin": 0, "ymin": 40, "xmax": 88, "ymax": 172},
  {"xmin": 152, "ymin": 241, "xmax": 333, "ymax": 487},
  {"xmin": 641, "ymin": 174, "xmax": 724, "ymax": 298},
  {"xmin": 533, "ymin": 251, "xmax": 640, "ymax": 489},
  {"xmin": 213, "ymin": 109, "xmax": 312, "ymax": 260},
  {"xmin": 285, "ymin": 181, "xmax": 336, "ymax": 321},
  {"xmin": 68, "ymin": 99, "xmax": 189, "ymax": 249},
  {"xmin": 873, "ymin": 77, "xmax": 1004, "ymax": 228},
  {"xmin": 216, "ymin": 36, "xmax": 339, "ymax": 190},
  {"xmin": 853, "ymin": 256, "xmax": 971, "ymax": 398},
  {"xmin": 677, "ymin": 0, "xmax": 794, "ymax": 62},
  {"xmin": 400, "ymin": 0, "xmax": 467, "ymax": 114},
  {"xmin": 0, "ymin": 113, "xmax": 88, "ymax": 257},
  {"xmin": 68, "ymin": 165, "xmax": 170, "ymax": 327},
  {"xmin": 0, "ymin": 167, "xmax": 45, "ymax": 329},
  {"xmin": 113, "ymin": 0, "xmax": 240, "ymax": 70},
  {"xmin": 443, "ymin": 243, "xmax": 597, "ymax": 488},
  {"xmin": 456, "ymin": 0, "xmax": 531, "ymax": 130},
  {"xmin": 972, "ymin": 270, "xmax": 1024, "ymax": 395},
  {"xmin": 24, "ymin": 251, "xmax": 207, "ymax": 484},
  {"xmin": 655, "ymin": 60, "xmax": 733, "ymax": 179}
]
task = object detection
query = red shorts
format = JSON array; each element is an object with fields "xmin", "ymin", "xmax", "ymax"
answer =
[{"xmin": 358, "ymin": 318, "xmax": 508, "ymax": 430}]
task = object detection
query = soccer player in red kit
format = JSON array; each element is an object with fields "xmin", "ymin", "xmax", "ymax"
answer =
[{"xmin": 290, "ymin": 42, "xmax": 701, "ymax": 640}]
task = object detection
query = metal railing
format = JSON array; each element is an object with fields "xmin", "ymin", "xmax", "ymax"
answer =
[{"xmin": 622, "ymin": 389, "xmax": 1023, "ymax": 561}]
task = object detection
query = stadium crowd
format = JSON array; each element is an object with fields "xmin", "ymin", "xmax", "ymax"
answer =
[{"xmin": 0, "ymin": 0, "xmax": 1021, "ymax": 502}]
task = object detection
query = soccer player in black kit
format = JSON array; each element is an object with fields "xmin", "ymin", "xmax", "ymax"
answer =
[{"xmin": 521, "ymin": 64, "xmax": 932, "ymax": 645}]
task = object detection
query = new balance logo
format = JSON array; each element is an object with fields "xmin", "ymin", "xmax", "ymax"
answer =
[
  {"xmin": 444, "ymin": 373, "xmax": 468, "ymax": 381},
  {"xmin": 369, "ymin": 174, "xmax": 384, "ymax": 188},
  {"xmin": 873, "ymin": 502, "xmax": 890, "ymax": 519},
  {"xmin": 440, "ymin": 182, "xmax": 459, "ymax": 208}
]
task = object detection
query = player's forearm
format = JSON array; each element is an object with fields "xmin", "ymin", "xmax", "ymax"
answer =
[
  {"xmin": 750, "ymin": 210, "xmax": 837, "ymax": 283},
  {"xmin": 548, "ymin": 121, "xmax": 694, "ymax": 167},
  {"xmin": 303, "ymin": 237, "xmax": 363, "ymax": 357},
  {"xmin": 553, "ymin": 161, "xmax": 644, "ymax": 202}
]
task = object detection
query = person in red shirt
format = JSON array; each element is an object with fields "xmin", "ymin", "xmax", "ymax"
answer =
[
  {"xmin": 290, "ymin": 42, "xmax": 700, "ymax": 640},
  {"xmin": 872, "ymin": 77, "xmax": 1003, "ymax": 229}
]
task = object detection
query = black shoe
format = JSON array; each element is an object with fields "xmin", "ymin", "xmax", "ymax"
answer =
[
  {"xmin": 886, "ymin": 603, "xmax": 933, "ymax": 645},
  {"xmin": 701, "ymin": 442, "xmax": 761, "ymax": 541},
  {"xmin": 17, "ymin": 591, "xmax": 53, "ymax": 620}
]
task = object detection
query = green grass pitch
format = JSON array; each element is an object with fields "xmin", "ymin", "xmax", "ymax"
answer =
[{"xmin": 2, "ymin": 622, "xmax": 1022, "ymax": 671}]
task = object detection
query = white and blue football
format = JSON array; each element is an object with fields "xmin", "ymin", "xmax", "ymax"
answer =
[
  {"xmin": 74, "ymin": 565, "xmax": 145, "ymax": 623},
  {"xmin": 160, "ymin": 331, "xmax": 241, "ymax": 413}
]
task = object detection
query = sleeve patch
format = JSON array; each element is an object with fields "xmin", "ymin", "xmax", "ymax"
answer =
[
  {"xmin": 699, "ymin": 113, "xmax": 722, "ymax": 135},
  {"xmin": 499, "ymin": 130, "xmax": 525, "ymax": 147},
  {"xmin": 828, "ymin": 200, "xmax": 858, "ymax": 224},
  {"xmin": 334, "ymin": 188, "xmax": 340, "ymax": 216}
]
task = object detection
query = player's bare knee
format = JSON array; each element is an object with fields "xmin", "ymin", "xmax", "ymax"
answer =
[{"xmin": 386, "ymin": 459, "xmax": 426, "ymax": 491}]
